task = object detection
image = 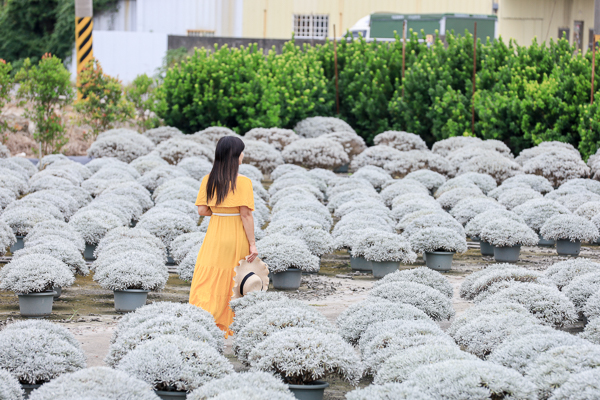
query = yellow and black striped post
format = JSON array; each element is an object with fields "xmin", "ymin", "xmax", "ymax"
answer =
[{"xmin": 75, "ymin": 0, "xmax": 93, "ymax": 99}]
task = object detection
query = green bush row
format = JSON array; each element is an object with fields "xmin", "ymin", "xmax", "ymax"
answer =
[{"xmin": 147, "ymin": 32, "xmax": 600, "ymax": 160}]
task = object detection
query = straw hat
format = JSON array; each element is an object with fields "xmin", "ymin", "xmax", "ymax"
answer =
[{"xmin": 231, "ymin": 257, "xmax": 269, "ymax": 299}]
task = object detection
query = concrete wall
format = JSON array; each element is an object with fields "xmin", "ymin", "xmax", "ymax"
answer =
[
  {"xmin": 498, "ymin": 0, "xmax": 595, "ymax": 51},
  {"xmin": 241, "ymin": 0, "xmax": 494, "ymax": 39},
  {"xmin": 168, "ymin": 35, "xmax": 326, "ymax": 53}
]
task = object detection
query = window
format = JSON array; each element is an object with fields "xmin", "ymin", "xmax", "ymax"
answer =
[{"xmin": 293, "ymin": 14, "xmax": 329, "ymax": 38}]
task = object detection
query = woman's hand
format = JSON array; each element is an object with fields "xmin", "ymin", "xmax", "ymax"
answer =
[{"xmin": 247, "ymin": 244, "xmax": 258, "ymax": 263}]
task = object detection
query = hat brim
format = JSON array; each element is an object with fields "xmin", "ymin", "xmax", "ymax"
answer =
[{"xmin": 231, "ymin": 257, "xmax": 270, "ymax": 300}]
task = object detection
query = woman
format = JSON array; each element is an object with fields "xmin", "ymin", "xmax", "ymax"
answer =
[{"xmin": 189, "ymin": 136, "xmax": 258, "ymax": 337}]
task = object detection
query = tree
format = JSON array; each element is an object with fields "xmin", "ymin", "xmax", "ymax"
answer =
[
  {"xmin": 74, "ymin": 58, "xmax": 134, "ymax": 139},
  {"xmin": 16, "ymin": 53, "xmax": 73, "ymax": 157},
  {"xmin": 125, "ymin": 74, "xmax": 160, "ymax": 132},
  {"xmin": 0, "ymin": 59, "xmax": 15, "ymax": 143}
]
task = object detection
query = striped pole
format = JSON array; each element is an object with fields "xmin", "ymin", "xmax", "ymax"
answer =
[{"xmin": 75, "ymin": 0, "xmax": 93, "ymax": 99}]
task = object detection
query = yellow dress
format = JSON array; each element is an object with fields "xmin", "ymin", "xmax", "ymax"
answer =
[{"xmin": 189, "ymin": 175, "xmax": 255, "ymax": 337}]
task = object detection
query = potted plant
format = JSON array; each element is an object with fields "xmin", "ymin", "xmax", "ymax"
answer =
[
  {"xmin": 540, "ymin": 214, "xmax": 599, "ymax": 256},
  {"xmin": 351, "ymin": 231, "xmax": 416, "ymax": 278},
  {"xmin": 465, "ymin": 210, "xmax": 525, "ymax": 256},
  {"xmin": 512, "ymin": 198, "xmax": 571, "ymax": 247},
  {"xmin": 68, "ymin": 209, "xmax": 124, "ymax": 260},
  {"xmin": 0, "ymin": 219, "xmax": 16, "ymax": 256},
  {"xmin": 136, "ymin": 208, "xmax": 199, "ymax": 249},
  {"xmin": 0, "ymin": 320, "xmax": 85, "ymax": 395},
  {"xmin": 479, "ymin": 218, "xmax": 539, "ymax": 262},
  {"xmin": 92, "ymin": 246, "xmax": 169, "ymax": 312},
  {"xmin": 116, "ymin": 335, "xmax": 233, "ymax": 399},
  {"xmin": 28, "ymin": 367, "xmax": 160, "ymax": 400},
  {"xmin": 0, "ymin": 206, "xmax": 58, "ymax": 252},
  {"xmin": 187, "ymin": 371, "xmax": 293, "ymax": 400},
  {"xmin": 0, "ymin": 254, "xmax": 74, "ymax": 317},
  {"xmin": 265, "ymin": 219, "xmax": 335, "ymax": 258},
  {"xmin": 248, "ymin": 327, "xmax": 363, "ymax": 400},
  {"xmin": 257, "ymin": 234, "xmax": 319, "ymax": 290},
  {"xmin": 408, "ymin": 227, "xmax": 467, "ymax": 272},
  {"xmin": 0, "ymin": 368, "xmax": 24, "ymax": 399}
]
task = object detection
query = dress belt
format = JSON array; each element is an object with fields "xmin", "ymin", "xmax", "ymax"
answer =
[{"xmin": 212, "ymin": 213, "xmax": 240, "ymax": 216}]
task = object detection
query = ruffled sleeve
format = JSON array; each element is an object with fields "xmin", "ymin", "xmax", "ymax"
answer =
[
  {"xmin": 235, "ymin": 176, "xmax": 255, "ymax": 211},
  {"xmin": 195, "ymin": 175, "xmax": 209, "ymax": 206}
]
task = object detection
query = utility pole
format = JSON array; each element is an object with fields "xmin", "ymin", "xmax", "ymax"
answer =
[
  {"xmin": 472, "ymin": 22, "xmax": 477, "ymax": 135},
  {"xmin": 75, "ymin": 0, "xmax": 93, "ymax": 100}
]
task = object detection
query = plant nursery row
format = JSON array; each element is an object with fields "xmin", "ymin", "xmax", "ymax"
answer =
[{"xmin": 1, "ymin": 118, "xmax": 600, "ymax": 399}]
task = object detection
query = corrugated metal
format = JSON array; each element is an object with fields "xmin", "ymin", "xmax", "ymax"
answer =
[{"xmin": 94, "ymin": 0, "xmax": 243, "ymax": 37}]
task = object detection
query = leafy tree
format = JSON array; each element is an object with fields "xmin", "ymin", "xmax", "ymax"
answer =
[
  {"xmin": 74, "ymin": 58, "xmax": 134, "ymax": 139},
  {"xmin": 0, "ymin": 0, "xmax": 118, "ymax": 67},
  {"xmin": 125, "ymin": 74, "xmax": 160, "ymax": 132},
  {"xmin": 16, "ymin": 53, "xmax": 73, "ymax": 157},
  {"xmin": 0, "ymin": 59, "xmax": 15, "ymax": 143}
]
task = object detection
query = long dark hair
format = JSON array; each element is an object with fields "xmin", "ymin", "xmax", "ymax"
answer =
[{"xmin": 206, "ymin": 136, "xmax": 245, "ymax": 205}]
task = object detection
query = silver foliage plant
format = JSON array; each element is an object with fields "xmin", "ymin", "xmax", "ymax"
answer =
[
  {"xmin": 27, "ymin": 367, "xmax": 159, "ymax": 400},
  {"xmin": 241, "ymin": 140, "xmax": 284, "ymax": 174},
  {"xmin": 0, "ymin": 206, "xmax": 59, "ymax": 236},
  {"xmin": 465, "ymin": 209, "xmax": 524, "ymax": 238},
  {"xmin": 522, "ymin": 149, "xmax": 590, "ymax": 187},
  {"xmin": 0, "ymin": 254, "xmax": 74, "ymax": 293},
  {"xmin": 488, "ymin": 331, "xmax": 590, "ymax": 374},
  {"xmin": 563, "ymin": 272, "xmax": 600, "ymax": 312},
  {"xmin": 247, "ymin": 327, "xmax": 363, "ymax": 385},
  {"xmin": 449, "ymin": 197, "xmax": 504, "ymax": 226},
  {"xmin": 479, "ymin": 218, "xmax": 539, "ymax": 247},
  {"xmin": 14, "ymin": 239, "xmax": 88, "ymax": 276},
  {"xmin": 321, "ymin": 130, "xmax": 367, "ymax": 159},
  {"xmin": 293, "ymin": 116, "xmax": 355, "ymax": 138},
  {"xmin": 266, "ymin": 219, "xmax": 334, "ymax": 257},
  {"xmin": 256, "ymin": 234, "xmax": 319, "ymax": 273},
  {"xmin": 233, "ymin": 307, "xmax": 335, "ymax": 363},
  {"xmin": 137, "ymin": 208, "xmax": 197, "ymax": 247},
  {"xmin": 540, "ymin": 214, "xmax": 599, "ymax": 242},
  {"xmin": 461, "ymin": 266, "xmax": 550, "ymax": 301},
  {"xmin": 0, "ymin": 220, "xmax": 16, "ymax": 255},
  {"xmin": 480, "ymin": 283, "xmax": 578, "ymax": 327},
  {"xmin": 137, "ymin": 165, "xmax": 190, "ymax": 192},
  {"xmin": 187, "ymin": 371, "xmax": 291, "ymax": 400},
  {"xmin": 447, "ymin": 302, "xmax": 533, "ymax": 338},
  {"xmin": 401, "ymin": 359, "xmax": 537, "ymax": 400},
  {"xmin": 350, "ymin": 231, "xmax": 416, "ymax": 263},
  {"xmin": 580, "ymin": 318, "xmax": 600, "ymax": 344},
  {"xmin": 374, "ymin": 344, "xmax": 477, "ymax": 384},
  {"xmin": 349, "ymin": 145, "xmax": 403, "ymax": 171},
  {"xmin": 584, "ymin": 291, "xmax": 600, "ymax": 320},
  {"xmin": 0, "ymin": 320, "xmax": 86, "ymax": 384},
  {"xmin": 548, "ymin": 369, "xmax": 600, "ymax": 400},
  {"xmin": 68, "ymin": 209, "xmax": 124, "ymax": 245},
  {"xmin": 408, "ymin": 227, "xmax": 468, "ymax": 254},
  {"xmin": 373, "ymin": 130, "xmax": 427, "ymax": 152},
  {"xmin": 369, "ymin": 281, "xmax": 455, "ymax": 321},
  {"xmin": 346, "ymin": 382, "xmax": 434, "ymax": 400},
  {"xmin": 245, "ymin": 127, "xmax": 299, "ymax": 151},
  {"xmin": 524, "ymin": 344, "xmax": 600, "ymax": 400},
  {"xmin": 383, "ymin": 150, "xmax": 453, "ymax": 178},
  {"xmin": 155, "ymin": 137, "xmax": 214, "ymax": 165},
  {"xmin": 544, "ymin": 258, "xmax": 600, "ymax": 290},
  {"xmin": 372, "ymin": 267, "xmax": 454, "ymax": 299},
  {"xmin": 405, "ymin": 169, "xmax": 447, "ymax": 191},
  {"xmin": 351, "ymin": 166, "xmax": 392, "ymax": 189},
  {"xmin": 87, "ymin": 130, "xmax": 155, "ymax": 163},
  {"xmin": 92, "ymin": 250, "xmax": 168, "ymax": 291},
  {"xmin": 0, "ymin": 368, "xmax": 23, "ymax": 400},
  {"xmin": 229, "ymin": 290, "xmax": 288, "ymax": 314},
  {"xmin": 230, "ymin": 299, "xmax": 307, "ymax": 335},
  {"xmin": 512, "ymin": 198, "xmax": 571, "ymax": 233},
  {"xmin": 281, "ymin": 138, "xmax": 349, "ymax": 170},
  {"xmin": 116, "ymin": 335, "xmax": 233, "ymax": 392},
  {"xmin": 336, "ymin": 299, "xmax": 431, "ymax": 345}
]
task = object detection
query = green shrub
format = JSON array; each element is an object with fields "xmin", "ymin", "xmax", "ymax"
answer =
[{"xmin": 125, "ymin": 74, "xmax": 161, "ymax": 132}]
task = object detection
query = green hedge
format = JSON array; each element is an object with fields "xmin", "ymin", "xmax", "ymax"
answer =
[{"xmin": 156, "ymin": 32, "xmax": 600, "ymax": 159}]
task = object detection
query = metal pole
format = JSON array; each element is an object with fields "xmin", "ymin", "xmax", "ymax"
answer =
[
  {"xmin": 472, "ymin": 22, "xmax": 477, "ymax": 135},
  {"xmin": 75, "ymin": 0, "xmax": 93, "ymax": 100},
  {"xmin": 263, "ymin": 0, "xmax": 268, "ymax": 38},
  {"xmin": 592, "ymin": 36, "xmax": 596, "ymax": 105},
  {"xmin": 595, "ymin": 0, "xmax": 600, "ymax": 37},
  {"xmin": 401, "ymin": 20, "xmax": 407, "ymax": 98},
  {"xmin": 334, "ymin": 24, "xmax": 340, "ymax": 115}
]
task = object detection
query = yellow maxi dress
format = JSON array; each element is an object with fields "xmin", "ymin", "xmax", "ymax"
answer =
[{"xmin": 189, "ymin": 175, "xmax": 255, "ymax": 337}]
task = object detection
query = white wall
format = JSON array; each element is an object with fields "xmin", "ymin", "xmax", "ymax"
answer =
[
  {"xmin": 68, "ymin": 31, "xmax": 167, "ymax": 84},
  {"xmin": 94, "ymin": 0, "xmax": 243, "ymax": 36}
]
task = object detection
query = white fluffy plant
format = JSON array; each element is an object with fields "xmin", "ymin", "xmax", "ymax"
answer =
[
  {"xmin": 540, "ymin": 214, "xmax": 599, "ymax": 242},
  {"xmin": 401, "ymin": 360, "xmax": 537, "ymax": 400},
  {"xmin": 92, "ymin": 249, "xmax": 168, "ymax": 292},
  {"xmin": 68, "ymin": 209, "xmax": 124, "ymax": 245},
  {"xmin": 247, "ymin": 327, "xmax": 363, "ymax": 385},
  {"xmin": 244, "ymin": 127, "xmax": 299, "ymax": 150},
  {"xmin": 563, "ymin": 272, "xmax": 600, "ymax": 313},
  {"xmin": 0, "ymin": 254, "xmax": 74, "ymax": 294},
  {"xmin": 465, "ymin": 209, "xmax": 524, "ymax": 239},
  {"xmin": 373, "ymin": 130, "xmax": 427, "ymax": 151},
  {"xmin": 544, "ymin": 259, "xmax": 600, "ymax": 290},
  {"xmin": 293, "ymin": 116, "xmax": 354, "ymax": 138},
  {"xmin": 155, "ymin": 137, "xmax": 213, "ymax": 165},
  {"xmin": 351, "ymin": 165, "xmax": 392, "ymax": 189},
  {"xmin": 481, "ymin": 283, "xmax": 578, "ymax": 327},
  {"xmin": 321, "ymin": 130, "xmax": 367, "ymax": 160},
  {"xmin": 177, "ymin": 156, "xmax": 212, "ymax": 180},
  {"xmin": 137, "ymin": 165, "xmax": 190, "ymax": 192},
  {"xmin": 256, "ymin": 234, "xmax": 319, "ymax": 273},
  {"xmin": 405, "ymin": 169, "xmax": 447, "ymax": 192},
  {"xmin": 14, "ymin": 238, "xmax": 88, "ymax": 276},
  {"xmin": 142, "ymin": 126, "xmax": 184, "ymax": 144},
  {"xmin": 372, "ymin": 267, "xmax": 454, "ymax": 298},
  {"xmin": 27, "ymin": 367, "xmax": 159, "ymax": 400},
  {"xmin": 116, "ymin": 335, "xmax": 233, "ymax": 392},
  {"xmin": 187, "ymin": 371, "xmax": 292, "ymax": 400},
  {"xmin": 265, "ymin": 219, "xmax": 334, "ymax": 257},
  {"xmin": 0, "ymin": 320, "xmax": 86, "ymax": 384},
  {"xmin": 497, "ymin": 187, "xmax": 543, "ymax": 210},
  {"xmin": 350, "ymin": 145, "xmax": 402, "ymax": 170},
  {"xmin": 384, "ymin": 150, "xmax": 453, "ymax": 178},
  {"xmin": 0, "ymin": 206, "xmax": 59, "ymax": 236},
  {"xmin": 408, "ymin": 227, "xmax": 468, "ymax": 254},
  {"xmin": 522, "ymin": 149, "xmax": 590, "ymax": 187},
  {"xmin": 87, "ymin": 130, "xmax": 155, "ymax": 163},
  {"xmin": 281, "ymin": 138, "xmax": 349, "ymax": 170},
  {"xmin": 0, "ymin": 368, "xmax": 23, "ymax": 400},
  {"xmin": 0, "ymin": 220, "xmax": 16, "ymax": 255},
  {"xmin": 336, "ymin": 299, "xmax": 431, "ymax": 345},
  {"xmin": 137, "ymin": 209, "xmax": 197, "ymax": 247},
  {"xmin": 460, "ymin": 266, "xmax": 550, "ymax": 301},
  {"xmin": 456, "ymin": 152, "xmax": 523, "ymax": 184},
  {"xmin": 479, "ymin": 218, "xmax": 539, "ymax": 247},
  {"xmin": 240, "ymin": 140, "xmax": 284, "ymax": 174},
  {"xmin": 351, "ymin": 231, "xmax": 416, "ymax": 263},
  {"xmin": 512, "ymin": 198, "xmax": 571, "ymax": 233},
  {"xmin": 450, "ymin": 197, "xmax": 504, "ymax": 225},
  {"xmin": 369, "ymin": 281, "xmax": 455, "ymax": 320},
  {"xmin": 547, "ymin": 369, "xmax": 600, "ymax": 400}
]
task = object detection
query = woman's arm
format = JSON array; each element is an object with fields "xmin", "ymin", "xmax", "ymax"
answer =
[
  {"xmin": 197, "ymin": 205, "xmax": 212, "ymax": 217},
  {"xmin": 240, "ymin": 206, "xmax": 258, "ymax": 263}
]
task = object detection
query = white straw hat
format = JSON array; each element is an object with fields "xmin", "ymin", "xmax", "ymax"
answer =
[{"xmin": 232, "ymin": 257, "xmax": 269, "ymax": 299}]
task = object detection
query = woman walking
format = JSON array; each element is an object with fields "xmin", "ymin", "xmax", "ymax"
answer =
[{"xmin": 189, "ymin": 136, "xmax": 258, "ymax": 337}]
